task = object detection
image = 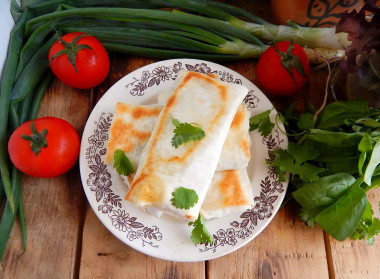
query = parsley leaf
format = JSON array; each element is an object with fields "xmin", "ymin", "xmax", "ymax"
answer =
[
  {"xmin": 171, "ymin": 118, "xmax": 205, "ymax": 148},
  {"xmin": 171, "ymin": 187, "xmax": 199, "ymax": 209},
  {"xmin": 189, "ymin": 214, "xmax": 214, "ymax": 245},
  {"xmin": 299, "ymin": 208, "xmax": 315, "ymax": 228},
  {"xmin": 351, "ymin": 201, "xmax": 380, "ymax": 245},
  {"xmin": 270, "ymin": 142, "xmax": 325, "ymax": 182},
  {"xmin": 113, "ymin": 149, "xmax": 134, "ymax": 176},
  {"xmin": 249, "ymin": 109, "xmax": 275, "ymax": 137},
  {"xmin": 297, "ymin": 112, "xmax": 315, "ymax": 130}
]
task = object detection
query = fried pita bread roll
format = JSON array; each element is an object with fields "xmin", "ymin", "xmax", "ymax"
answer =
[
  {"xmin": 105, "ymin": 102, "xmax": 251, "ymax": 174},
  {"xmin": 105, "ymin": 103, "xmax": 253, "ymax": 219},
  {"xmin": 125, "ymin": 71, "xmax": 248, "ymax": 220}
]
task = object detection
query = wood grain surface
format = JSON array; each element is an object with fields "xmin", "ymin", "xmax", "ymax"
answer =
[{"xmin": 1, "ymin": 1, "xmax": 379, "ymax": 279}]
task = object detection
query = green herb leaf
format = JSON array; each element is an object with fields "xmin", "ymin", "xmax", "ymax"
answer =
[
  {"xmin": 171, "ymin": 118, "xmax": 205, "ymax": 148},
  {"xmin": 307, "ymin": 129, "xmax": 363, "ymax": 148},
  {"xmin": 297, "ymin": 112, "xmax": 315, "ymax": 130},
  {"xmin": 315, "ymin": 185, "xmax": 367, "ymax": 241},
  {"xmin": 355, "ymin": 118, "xmax": 380, "ymax": 128},
  {"xmin": 364, "ymin": 139, "xmax": 380, "ymax": 185},
  {"xmin": 249, "ymin": 109, "xmax": 274, "ymax": 137},
  {"xmin": 292, "ymin": 173, "xmax": 356, "ymax": 217},
  {"xmin": 113, "ymin": 149, "xmax": 134, "ymax": 176},
  {"xmin": 316, "ymin": 100, "xmax": 369, "ymax": 130},
  {"xmin": 189, "ymin": 214, "xmax": 214, "ymax": 245},
  {"xmin": 171, "ymin": 187, "xmax": 198, "ymax": 209},
  {"xmin": 270, "ymin": 142, "xmax": 325, "ymax": 183},
  {"xmin": 358, "ymin": 133, "xmax": 372, "ymax": 175},
  {"xmin": 299, "ymin": 208, "xmax": 315, "ymax": 228}
]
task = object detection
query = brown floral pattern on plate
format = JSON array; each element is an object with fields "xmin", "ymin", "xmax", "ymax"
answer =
[
  {"xmin": 198, "ymin": 130, "xmax": 284, "ymax": 252},
  {"xmin": 85, "ymin": 112, "xmax": 163, "ymax": 248},
  {"xmin": 125, "ymin": 61, "xmax": 259, "ymax": 109}
]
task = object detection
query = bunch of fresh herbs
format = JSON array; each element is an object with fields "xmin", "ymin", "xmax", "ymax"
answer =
[{"xmin": 265, "ymin": 100, "xmax": 380, "ymax": 244}]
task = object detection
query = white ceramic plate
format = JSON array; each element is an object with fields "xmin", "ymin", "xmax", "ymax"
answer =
[{"xmin": 79, "ymin": 59, "xmax": 289, "ymax": 262}]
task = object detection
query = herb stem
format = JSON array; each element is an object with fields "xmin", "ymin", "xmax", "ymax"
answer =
[{"xmin": 313, "ymin": 58, "xmax": 331, "ymax": 120}]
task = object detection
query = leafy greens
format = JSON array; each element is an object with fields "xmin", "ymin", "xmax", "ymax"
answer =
[
  {"xmin": 269, "ymin": 100, "xmax": 380, "ymax": 244},
  {"xmin": 189, "ymin": 214, "xmax": 214, "ymax": 245}
]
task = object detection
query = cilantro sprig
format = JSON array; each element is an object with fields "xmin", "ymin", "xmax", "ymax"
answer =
[
  {"xmin": 249, "ymin": 109, "xmax": 275, "ymax": 137},
  {"xmin": 171, "ymin": 187, "xmax": 214, "ymax": 244},
  {"xmin": 113, "ymin": 149, "xmax": 134, "ymax": 176},
  {"xmin": 269, "ymin": 142, "xmax": 325, "ymax": 183},
  {"xmin": 189, "ymin": 214, "xmax": 214, "ymax": 245},
  {"xmin": 171, "ymin": 118, "xmax": 205, "ymax": 148}
]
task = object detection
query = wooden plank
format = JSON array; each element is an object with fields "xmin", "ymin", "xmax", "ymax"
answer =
[
  {"xmin": 79, "ymin": 207, "xmax": 205, "ymax": 279},
  {"xmin": 0, "ymin": 80, "xmax": 91, "ymax": 278},
  {"xmin": 207, "ymin": 201, "xmax": 329, "ymax": 279},
  {"xmin": 328, "ymin": 191, "xmax": 380, "ymax": 279}
]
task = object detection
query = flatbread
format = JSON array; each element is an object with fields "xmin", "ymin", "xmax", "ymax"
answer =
[
  {"xmin": 125, "ymin": 71, "xmax": 248, "ymax": 220},
  {"xmin": 201, "ymin": 169, "xmax": 253, "ymax": 219},
  {"xmin": 105, "ymin": 103, "xmax": 251, "ymax": 172}
]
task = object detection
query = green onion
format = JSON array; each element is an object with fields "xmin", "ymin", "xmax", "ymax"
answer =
[
  {"xmin": 61, "ymin": 26, "xmax": 227, "ymax": 53},
  {"xmin": 16, "ymin": 17, "xmax": 59, "ymax": 77},
  {"xmin": 25, "ymin": 7, "xmax": 263, "ymax": 46},
  {"xmin": 0, "ymin": 167, "xmax": 23, "ymax": 261},
  {"xmin": 203, "ymin": 0, "xmax": 270, "ymax": 25},
  {"xmin": 0, "ymin": 180, "xmax": 4, "ymax": 206},
  {"xmin": 18, "ymin": 188, "xmax": 27, "ymax": 254},
  {"xmin": 57, "ymin": 17, "xmax": 229, "ymax": 46},
  {"xmin": 10, "ymin": 35, "xmax": 56, "ymax": 103},
  {"xmin": 28, "ymin": 73, "xmax": 54, "ymax": 120},
  {"xmin": 103, "ymin": 42, "xmax": 241, "ymax": 61},
  {"xmin": 0, "ymin": 8, "xmax": 32, "ymax": 214},
  {"xmin": 60, "ymin": 26, "xmax": 265, "ymax": 58},
  {"xmin": 9, "ymin": 104, "xmax": 20, "ymax": 131}
]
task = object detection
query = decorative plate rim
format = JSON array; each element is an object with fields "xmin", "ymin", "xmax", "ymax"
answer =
[{"xmin": 79, "ymin": 58, "xmax": 289, "ymax": 262}]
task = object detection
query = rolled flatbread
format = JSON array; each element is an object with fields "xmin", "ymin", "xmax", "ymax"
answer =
[
  {"xmin": 201, "ymin": 169, "xmax": 253, "ymax": 219},
  {"xmin": 125, "ymin": 71, "xmax": 248, "ymax": 220},
  {"xmin": 105, "ymin": 102, "xmax": 251, "ymax": 173}
]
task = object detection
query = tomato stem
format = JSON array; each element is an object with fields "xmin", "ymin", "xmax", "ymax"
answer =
[
  {"xmin": 49, "ymin": 33, "xmax": 94, "ymax": 73},
  {"xmin": 273, "ymin": 40, "xmax": 306, "ymax": 85},
  {"xmin": 21, "ymin": 121, "xmax": 48, "ymax": 156}
]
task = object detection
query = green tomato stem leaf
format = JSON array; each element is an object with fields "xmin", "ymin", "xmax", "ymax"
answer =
[
  {"xmin": 21, "ymin": 121, "xmax": 48, "ymax": 156},
  {"xmin": 50, "ymin": 33, "xmax": 94, "ymax": 73}
]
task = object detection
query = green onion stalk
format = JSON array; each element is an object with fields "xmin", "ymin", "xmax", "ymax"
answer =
[{"xmin": 1, "ymin": 0, "xmax": 352, "ymax": 262}]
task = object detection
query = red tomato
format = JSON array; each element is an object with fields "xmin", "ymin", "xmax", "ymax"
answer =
[
  {"xmin": 8, "ymin": 117, "xmax": 80, "ymax": 178},
  {"xmin": 48, "ymin": 32, "xmax": 110, "ymax": 89},
  {"xmin": 256, "ymin": 41, "xmax": 310, "ymax": 96}
]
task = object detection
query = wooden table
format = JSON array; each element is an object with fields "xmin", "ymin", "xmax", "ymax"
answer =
[{"xmin": 1, "ymin": 1, "xmax": 380, "ymax": 278}]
